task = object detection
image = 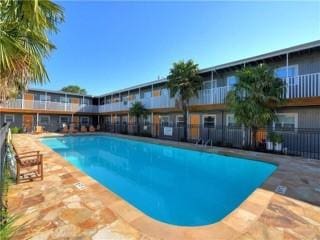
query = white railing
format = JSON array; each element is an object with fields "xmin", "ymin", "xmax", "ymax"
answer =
[
  {"xmin": 284, "ymin": 73, "xmax": 320, "ymax": 99},
  {"xmin": 0, "ymin": 99, "xmax": 98, "ymax": 113},
  {"xmin": 1, "ymin": 73, "xmax": 319, "ymax": 113},
  {"xmin": 98, "ymin": 95, "xmax": 176, "ymax": 113},
  {"xmin": 189, "ymin": 86, "xmax": 231, "ymax": 106}
]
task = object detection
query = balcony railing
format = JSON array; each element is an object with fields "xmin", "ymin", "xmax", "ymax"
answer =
[
  {"xmin": 1, "ymin": 73, "xmax": 319, "ymax": 114},
  {"xmin": 0, "ymin": 99, "xmax": 98, "ymax": 113},
  {"xmin": 98, "ymin": 95, "xmax": 176, "ymax": 113}
]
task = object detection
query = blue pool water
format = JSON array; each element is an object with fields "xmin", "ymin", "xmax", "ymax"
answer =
[{"xmin": 41, "ymin": 135, "xmax": 276, "ymax": 226}]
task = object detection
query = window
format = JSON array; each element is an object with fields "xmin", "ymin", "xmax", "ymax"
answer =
[
  {"xmin": 274, "ymin": 65, "xmax": 298, "ymax": 79},
  {"xmin": 203, "ymin": 81, "xmax": 212, "ymax": 90},
  {"xmin": 82, "ymin": 98, "xmax": 90, "ymax": 105},
  {"xmin": 160, "ymin": 88, "xmax": 168, "ymax": 96},
  {"xmin": 4, "ymin": 114, "xmax": 14, "ymax": 123},
  {"xmin": 273, "ymin": 113, "xmax": 298, "ymax": 131},
  {"xmin": 226, "ymin": 114, "xmax": 239, "ymax": 128},
  {"xmin": 59, "ymin": 116, "xmax": 70, "ymax": 124},
  {"xmin": 39, "ymin": 115, "xmax": 50, "ymax": 125},
  {"xmin": 203, "ymin": 115, "xmax": 216, "ymax": 128},
  {"xmin": 176, "ymin": 115, "xmax": 184, "ymax": 127},
  {"xmin": 60, "ymin": 96, "xmax": 66, "ymax": 103},
  {"xmin": 227, "ymin": 76, "xmax": 237, "ymax": 87},
  {"xmin": 141, "ymin": 91, "xmax": 152, "ymax": 99},
  {"xmin": 144, "ymin": 115, "xmax": 151, "ymax": 125},
  {"xmin": 40, "ymin": 95, "xmax": 46, "ymax": 102},
  {"xmin": 160, "ymin": 116, "xmax": 170, "ymax": 126},
  {"xmin": 121, "ymin": 116, "xmax": 128, "ymax": 125},
  {"xmin": 80, "ymin": 117, "xmax": 89, "ymax": 125}
]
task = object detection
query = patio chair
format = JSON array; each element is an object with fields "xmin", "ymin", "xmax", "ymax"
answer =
[
  {"xmin": 96, "ymin": 124, "xmax": 100, "ymax": 131},
  {"xmin": 34, "ymin": 126, "xmax": 44, "ymax": 134},
  {"xmin": 61, "ymin": 123, "xmax": 68, "ymax": 133},
  {"xmin": 15, "ymin": 150, "xmax": 43, "ymax": 184},
  {"xmin": 69, "ymin": 123, "xmax": 78, "ymax": 133},
  {"xmin": 81, "ymin": 125, "xmax": 87, "ymax": 132},
  {"xmin": 89, "ymin": 125, "xmax": 95, "ymax": 132}
]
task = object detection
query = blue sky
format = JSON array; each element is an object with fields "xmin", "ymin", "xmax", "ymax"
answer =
[{"xmin": 35, "ymin": 1, "xmax": 320, "ymax": 95}]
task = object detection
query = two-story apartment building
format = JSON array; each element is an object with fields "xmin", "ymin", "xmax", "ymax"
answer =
[{"xmin": 1, "ymin": 40, "xmax": 319, "ymax": 137}]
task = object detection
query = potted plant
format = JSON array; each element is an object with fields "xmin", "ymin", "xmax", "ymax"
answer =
[
  {"xmin": 268, "ymin": 132, "xmax": 283, "ymax": 152},
  {"xmin": 266, "ymin": 132, "xmax": 274, "ymax": 150},
  {"xmin": 273, "ymin": 133, "xmax": 283, "ymax": 152}
]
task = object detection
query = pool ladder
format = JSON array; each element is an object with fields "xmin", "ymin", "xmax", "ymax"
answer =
[{"xmin": 196, "ymin": 138, "xmax": 213, "ymax": 147}]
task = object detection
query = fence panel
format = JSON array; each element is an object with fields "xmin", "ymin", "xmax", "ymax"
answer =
[{"xmin": 103, "ymin": 123, "xmax": 320, "ymax": 160}]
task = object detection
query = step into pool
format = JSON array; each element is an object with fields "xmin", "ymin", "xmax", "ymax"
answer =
[{"xmin": 41, "ymin": 135, "xmax": 276, "ymax": 226}]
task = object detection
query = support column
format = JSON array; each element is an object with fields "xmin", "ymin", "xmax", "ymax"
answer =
[
  {"xmin": 286, "ymin": 53, "xmax": 289, "ymax": 98},
  {"xmin": 36, "ymin": 113, "xmax": 39, "ymax": 126},
  {"xmin": 82, "ymin": 96, "xmax": 85, "ymax": 112},
  {"xmin": 45, "ymin": 92, "xmax": 47, "ymax": 110},
  {"xmin": 151, "ymin": 84, "xmax": 154, "ymax": 108},
  {"xmin": 211, "ymin": 71, "xmax": 214, "ymax": 104},
  {"xmin": 151, "ymin": 111, "xmax": 154, "ymax": 136},
  {"xmin": 21, "ymin": 94, "xmax": 24, "ymax": 109},
  {"xmin": 64, "ymin": 94, "xmax": 67, "ymax": 111}
]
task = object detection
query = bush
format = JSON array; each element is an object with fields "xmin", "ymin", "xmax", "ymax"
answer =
[
  {"xmin": 10, "ymin": 127, "xmax": 22, "ymax": 134},
  {"xmin": 268, "ymin": 132, "xmax": 283, "ymax": 143}
]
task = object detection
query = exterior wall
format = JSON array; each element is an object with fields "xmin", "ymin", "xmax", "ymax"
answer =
[
  {"xmin": 277, "ymin": 106, "xmax": 320, "ymax": 128},
  {"xmin": 0, "ymin": 113, "xmax": 23, "ymax": 128}
]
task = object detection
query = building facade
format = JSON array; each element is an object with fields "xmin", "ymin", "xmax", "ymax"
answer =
[{"xmin": 1, "ymin": 40, "xmax": 320, "ymax": 136}]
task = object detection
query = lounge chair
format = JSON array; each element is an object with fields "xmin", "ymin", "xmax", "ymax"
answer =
[
  {"xmin": 61, "ymin": 123, "xmax": 68, "ymax": 133},
  {"xmin": 89, "ymin": 125, "xmax": 95, "ymax": 132},
  {"xmin": 15, "ymin": 150, "xmax": 43, "ymax": 183},
  {"xmin": 81, "ymin": 125, "xmax": 87, "ymax": 132},
  {"xmin": 35, "ymin": 126, "xmax": 44, "ymax": 134},
  {"xmin": 69, "ymin": 123, "xmax": 78, "ymax": 133}
]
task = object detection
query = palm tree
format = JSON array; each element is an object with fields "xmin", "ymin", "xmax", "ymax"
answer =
[
  {"xmin": 0, "ymin": 0, "xmax": 64, "ymax": 102},
  {"xmin": 129, "ymin": 101, "xmax": 148, "ymax": 135},
  {"xmin": 226, "ymin": 64, "xmax": 285, "ymax": 148},
  {"xmin": 167, "ymin": 60, "xmax": 202, "ymax": 141}
]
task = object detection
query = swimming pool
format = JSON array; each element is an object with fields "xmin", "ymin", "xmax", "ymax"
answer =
[{"xmin": 41, "ymin": 135, "xmax": 276, "ymax": 226}]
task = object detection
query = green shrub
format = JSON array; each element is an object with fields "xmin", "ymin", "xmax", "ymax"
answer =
[
  {"xmin": 268, "ymin": 132, "xmax": 283, "ymax": 143},
  {"xmin": 10, "ymin": 127, "xmax": 22, "ymax": 134}
]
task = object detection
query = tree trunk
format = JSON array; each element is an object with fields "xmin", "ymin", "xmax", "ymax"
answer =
[
  {"xmin": 136, "ymin": 115, "xmax": 140, "ymax": 135},
  {"xmin": 182, "ymin": 103, "xmax": 188, "ymax": 142},
  {"xmin": 251, "ymin": 127, "xmax": 257, "ymax": 149}
]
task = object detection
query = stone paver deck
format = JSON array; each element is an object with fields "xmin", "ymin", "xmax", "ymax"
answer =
[{"xmin": 8, "ymin": 133, "xmax": 320, "ymax": 240}]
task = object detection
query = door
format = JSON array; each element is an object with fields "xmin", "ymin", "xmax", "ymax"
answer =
[
  {"xmin": 71, "ymin": 98, "xmax": 80, "ymax": 111},
  {"xmin": 189, "ymin": 114, "xmax": 200, "ymax": 140},
  {"xmin": 24, "ymin": 93, "xmax": 33, "ymax": 109},
  {"xmin": 23, "ymin": 114, "xmax": 33, "ymax": 132},
  {"xmin": 152, "ymin": 114, "xmax": 160, "ymax": 137}
]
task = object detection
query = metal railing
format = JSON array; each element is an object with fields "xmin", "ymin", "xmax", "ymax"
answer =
[
  {"xmin": 0, "ymin": 99, "xmax": 98, "ymax": 113},
  {"xmin": 97, "ymin": 73, "xmax": 320, "ymax": 112},
  {"xmin": 0, "ymin": 123, "xmax": 10, "ymax": 223},
  {"xmin": 0, "ymin": 73, "xmax": 319, "ymax": 113},
  {"xmin": 102, "ymin": 123, "xmax": 320, "ymax": 160}
]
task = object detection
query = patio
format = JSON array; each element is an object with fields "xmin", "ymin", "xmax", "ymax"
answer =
[{"xmin": 8, "ymin": 133, "xmax": 320, "ymax": 240}]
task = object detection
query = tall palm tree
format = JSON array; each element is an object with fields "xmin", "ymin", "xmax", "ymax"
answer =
[
  {"xmin": 0, "ymin": 0, "xmax": 64, "ymax": 102},
  {"xmin": 226, "ymin": 63, "xmax": 285, "ymax": 148},
  {"xmin": 167, "ymin": 60, "xmax": 202, "ymax": 141},
  {"xmin": 129, "ymin": 101, "xmax": 148, "ymax": 135}
]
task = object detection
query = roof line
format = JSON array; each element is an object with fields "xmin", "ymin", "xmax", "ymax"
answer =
[{"xmin": 30, "ymin": 40, "xmax": 320, "ymax": 98}]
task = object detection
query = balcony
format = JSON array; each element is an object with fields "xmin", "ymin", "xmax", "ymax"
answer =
[
  {"xmin": 98, "ymin": 95, "xmax": 176, "ymax": 113},
  {"xmin": 0, "ymin": 99, "xmax": 98, "ymax": 113},
  {"xmin": 1, "ymin": 73, "xmax": 319, "ymax": 114},
  {"xmin": 97, "ymin": 73, "xmax": 320, "ymax": 112}
]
